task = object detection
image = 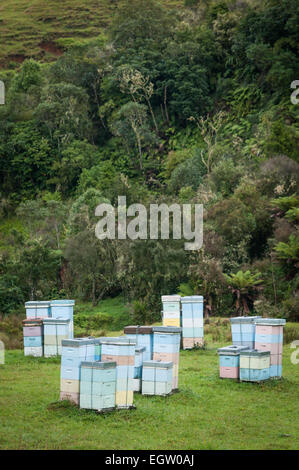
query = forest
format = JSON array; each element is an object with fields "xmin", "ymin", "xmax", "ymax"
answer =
[{"xmin": 0, "ymin": 0, "xmax": 298, "ymax": 324}]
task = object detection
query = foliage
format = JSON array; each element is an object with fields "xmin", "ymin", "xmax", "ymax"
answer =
[
  {"xmin": 0, "ymin": 0, "xmax": 298, "ymax": 316},
  {"xmin": 224, "ymin": 270, "xmax": 263, "ymax": 315}
]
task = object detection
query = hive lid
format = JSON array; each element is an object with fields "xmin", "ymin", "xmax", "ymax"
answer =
[
  {"xmin": 152, "ymin": 326, "xmax": 182, "ymax": 334},
  {"xmin": 230, "ymin": 316, "xmax": 262, "ymax": 324},
  {"xmin": 61, "ymin": 338, "xmax": 97, "ymax": 347},
  {"xmin": 254, "ymin": 318, "xmax": 286, "ymax": 326},
  {"xmin": 138, "ymin": 326, "xmax": 153, "ymax": 334},
  {"xmin": 100, "ymin": 338, "xmax": 135, "ymax": 346},
  {"xmin": 43, "ymin": 318, "xmax": 70, "ymax": 324},
  {"xmin": 218, "ymin": 345, "xmax": 250, "ymax": 355},
  {"xmin": 50, "ymin": 299, "xmax": 75, "ymax": 307},
  {"xmin": 99, "ymin": 336, "xmax": 136, "ymax": 344},
  {"xmin": 25, "ymin": 301, "xmax": 51, "ymax": 307},
  {"xmin": 161, "ymin": 295, "xmax": 181, "ymax": 302},
  {"xmin": 81, "ymin": 361, "xmax": 117, "ymax": 369},
  {"xmin": 22, "ymin": 318, "xmax": 43, "ymax": 326},
  {"xmin": 181, "ymin": 296, "xmax": 203, "ymax": 303},
  {"xmin": 124, "ymin": 326, "xmax": 153, "ymax": 334},
  {"xmin": 239, "ymin": 349, "xmax": 270, "ymax": 357},
  {"xmin": 143, "ymin": 360, "xmax": 173, "ymax": 369}
]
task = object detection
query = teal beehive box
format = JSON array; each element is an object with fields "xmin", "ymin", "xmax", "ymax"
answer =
[
  {"xmin": 80, "ymin": 361, "xmax": 116, "ymax": 412},
  {"xmin": 25, "ymin": 301, "xmax": 51, "ymax": 319},
  {"xmin": 142, "ymin": 361, "xmax": 173, "ymax": 396},
  {"xmin": 50, "ymin": 300, "xmax": 75, "ymax": 338},
  {"xmin": 239, "ymin": 349, "xmax": 270, "ymax": 382}
]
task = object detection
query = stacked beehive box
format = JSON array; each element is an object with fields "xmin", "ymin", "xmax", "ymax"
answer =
[
  {"xmin": 23, "ymin": 318, "xmax": 43, "ymax": 357},
  {"xmin": 230, "ymin": 316, "xmax": 262, "ymax": 349},
  {"xmin": 217, "ymin": 345, "xmax": 249, "ymax": 379},
  {"xmin": 162, "ymin": 295, "xmax": 181, "ymax": 327},
  {"xmin": 254, "ymin": 319, "xmax": 285, "ymax": 378},
  {"xmin": 50, "ymin": 300, "xmax": 75, "ymax": 339},
  {"xmin": 80, "ymin": 361, "xmax": 116, "ymax": 411},
  {"xmin": 101, "ymin": 338, "xmax": 135, "ymax": 409},
  {"xmin": 133, "ymin": 346, "xmax": 145, "ymax": 392},
  {"xmin": 124, "ymin": 326, "xmax": 153, "ymax": 361},
  {"xmin": 181, "ymin": 296, "xmax": 204, "ymax": 349},
  {"xmin": 239, "ymin": 349, "xmax": 270, "ymax": 382},
  {"xmin": 60, "ymin": 338, "xmax": 97, "ymax": 405},
  {"xmin": 142, "ymin": 361, "xmax": 173, "ymax": 396},
  {"xmin": 43, "ymin": 318, "xmax": 70, "ymax": 357},
  {"xmin": 25, "ymin": 301, "xmax": 51, "ymax": 320},
  {"xmin": 152, "ymin": 326, "xmax": 181, "ymax": 390}
]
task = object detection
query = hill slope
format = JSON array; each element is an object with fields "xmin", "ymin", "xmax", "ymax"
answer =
[{"xmin": 0, "ymin": 0, "xmax": 183, "ymax": 68}]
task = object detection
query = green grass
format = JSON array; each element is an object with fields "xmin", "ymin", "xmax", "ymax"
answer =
[
  {"xmin": 0, "ymin": 343, "xmax": 298, "ymax": 449},
  {"xmin": 74, "ymin": 295, "xmax": 132, "ymax": 334},
  {"xmin": 0, "ymin": 0, "xmax": 184, "ymax": 69}
]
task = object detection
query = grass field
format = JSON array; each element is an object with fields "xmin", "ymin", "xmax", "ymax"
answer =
[
  {"xmin": 0, "ymin": 0, "xmax": 184, "ymax": 69},
  {"xmin": 0, "ymin": 342, "xmax": 298, "ymax": 450}
]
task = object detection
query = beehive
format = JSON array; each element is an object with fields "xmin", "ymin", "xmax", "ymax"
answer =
[
  {"xmin": 152, "ymin": 326, "xmax": 181, "ymax": 390},
  {"xmin": 23, "ymin": 318, "xmax": 44, "ymax": 357},
  {"xmin": 43, "ymin": 318, "xmax": 70, "ymax": 356},
  {"xmin": 133, "ymin": 346, "xmax": 145, "ymax": 392},
  {"xmin": 25, "ymin": 301, "xmax": 51, "ymax": 319},
  {"xmin": 80, "ymin": 361, "xmax": 116, "ymax": 411},
  {"xmin": 239, "ymin": 349, "xmax": 270, "ymax": 382},
  {"xmin": 50, "ymin": 300, "xmax": 75, "ymax": 339},
  {"xmin": 162, "ymin": 295, "xmax": 181, "ymax": 328},
  {"xmin": 254, "ymin": 318, "xmax": 286, "ymax": 378},
  {"xmin": 230, "ymin": 316, "xmax": 262, "ymax": 349},
  {"xmin": 217, "ymin": 345, "xmax": 250, "ymax": 379},
  {"xmin": 124, "ymin": 326, "xmax": 153, "ymax": 361},
  {"xmin": 60, "ymin": 338, "xmax": 98, "ymax": 405},
  {"xmin": 142, "ymin": 361, "xmax": 173, "ymax": 396},
  {"xmin": 100, "ymin": 339, "xmax": 136, "ymax": 409},
  {"xmin": 181, "ymin": 296, "xmax": 204, "ymax": 349}
]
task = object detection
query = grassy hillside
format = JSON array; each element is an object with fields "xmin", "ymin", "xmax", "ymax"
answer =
[
  {"xmin": 0, "ymin": 344, "xmax": 298, "ymax": 450},
  {"xmin": 0, "ymin": 0, "xmax": 183, "ymax": 68}
]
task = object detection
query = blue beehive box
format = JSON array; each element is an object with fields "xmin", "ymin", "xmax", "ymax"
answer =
[
  {"xmin": 181, "ymin": 296, "xmax": 204, "ymax": 349},
  {"xmin": 50, "ymin": 300, "xmax": 75, "ymax": 338},
  {"xmin": 25, "ymin": 301, "xmax": 51, "ymax": 319},
  {"xmin": 142, "ymin": 361, "xmax": 173, "ymax": 396},
  {"xmin": 80, "ymin": 361, "xmax": 116, "ymax": 411},
  {"xmin": 124, "ymin": 326, "xmax": 153, "ymax": 361},
  {"xmin": 230, "ymin": 316, "xmax": 262, "ymax": 349},
  {"xmin": 239, "ymin": 349, "xmax": 270, "ymax": 382},
  {"xmin": 60, "ymin": 338, "xmax": 99, "ymax": 404},
  {"xmin": 217, "ymin": 345, "xmax": 250, "ymax": 379}
]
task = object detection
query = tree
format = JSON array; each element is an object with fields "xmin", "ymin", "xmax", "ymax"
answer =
[
  {"xmin": 109, "ymin": 0, "xmax": 175, "ymax": 49},
  {"xmin": 16, "ymin": 193, "xmax": 67, "ymax": 250},
  {"xmin": 14, "ymin": 239, "xmax": 61, "ymax": 300},
  {"xmin": 118, "ymin": 67, "xmax": 159, "ymax": 133},
  {"xmin": 273, "ymin": 234, "xmax": 299, "ymax": 278},
  {"xmin": 65, "ymin": 229, "xmax": 118, "ymax": 306},
  {"xmin": 34, "ymin": 83, "xmax": 92, "ymax": 151},
  {"xmin": 189, "ymin": 111, "xmax": 226, "ymax": 174},
  {"xmin": 224, "ymin": 270, "xmax": 263, "ymax": 315},
  {"xmin": 189, "ymin": 251, "xmax": 226, "ymax": 318},
  {"xmin": 110, "ymin": 101, "xmax": 158, "ymax": 172}
]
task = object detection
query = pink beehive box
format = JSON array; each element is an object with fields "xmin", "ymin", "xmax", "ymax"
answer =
[
  {"xmin": 23, "ymin": 326, "xmax": 43, "ymax": 337},
  {"xmin": 60, "ymin": 391, "xmax": 79, "ymax": 405},
  {"xmin": 255, "ymin": 342, "xmax": 282, "ymax": 355},
  {"xmin": 101, "ymin": 354, "xmax": 134, "ymax": 366},
  {"xmin": 220, "ymin": 367, "xmax": 239, "ymax": 379},
  {"xmin": 270, "ymin": 354, "xmax": 282, "ymax": 365},
  {"xmin": 153, "ymin": 352, "xmax": 179, "ymax": 364},
  {"xmin": 255, "ymin": 325, "xmax": 283, "ymax": 335}
]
